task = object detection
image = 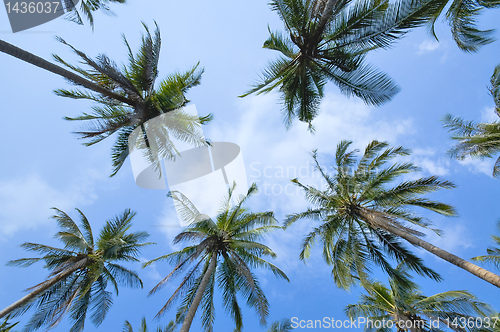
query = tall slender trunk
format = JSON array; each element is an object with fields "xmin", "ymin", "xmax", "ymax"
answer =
[
  {"xmin": 310, "ymin": 0, "xmax": 339, "ymax": 46},
  {"xmin": 180, "ymin": 254, "xmax": 217, "ymax": 332},
  {"xmin": 0, "ymin": 258, "xmax": 87, "ymax": 319},
  {"xmin": 358, "ymin": 208, "xmax": 500, "ymax": 289},
  {"xmin": 0, "ymin": 39, "xmax": 134, "ymax": 106}
]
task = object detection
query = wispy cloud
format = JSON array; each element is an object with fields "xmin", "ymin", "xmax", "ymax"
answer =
[
  {"xmin": 458, "ymin": 157, "xmax": 495, "ymax": 178},
  {"xmin": 411, "ymin": 148, "xmax": 450, "ymax": 176},
  {"xmin": 417, "ymin": 40, "xmax": 441, "ymax": 55},
  {"xmin": 480, "ymin": 106, "xmax": 498, "ymax": 123},
  {"xmin": 0, "ymin": 170, "xmax": 102, "ymax": 238}
]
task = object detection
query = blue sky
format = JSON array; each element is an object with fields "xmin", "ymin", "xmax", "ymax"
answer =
[{"xmin": 0, "ymin": 0, "xmax": 499, "ymax": 331}]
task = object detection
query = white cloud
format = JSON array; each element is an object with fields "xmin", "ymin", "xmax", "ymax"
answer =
[
  {"xmin": 458, "ymin": 157, "xmax": 495, "ymax": 177},
  {"xmin": 139, "ymin": 257, "xmax": 162, "ymax": 282},
  {"xmin": 417, "ymin": 40, "xmax": 440, "ymax": 55},
  {"xmin": 420, "ymin": 219, "xmax": 474, "ymax": 259},
  {"xmin": 0, "ymin": 171, "xmax": 101, "ymax": 238}
]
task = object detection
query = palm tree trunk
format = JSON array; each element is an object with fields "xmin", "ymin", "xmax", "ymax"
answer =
[
  {"xmin": 180, "ymin": 254, "xmax": 217, "ymax": 332},
  {"xmin": 0, "ymin": 258, "xmax": 87, "ymax": 319},
  {"xmin": 358, "ymin": 208, "xmax": 500, "ymax": 289},
  {"xmin": 0, "ymin": 39, "xmax": 134, "ymax": 106}
]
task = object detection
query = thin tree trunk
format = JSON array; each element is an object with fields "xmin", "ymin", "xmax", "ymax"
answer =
[
  {"xmin": 0, "ymin": 39, "xmax": 134, "ymax": 106},
  {"xmin": 310, "ymin": 0, "xmax": 339, "ymax": 46},
  {"xmin": 0, "ymin": 258, "xmax": 87, "ymax": 319},
  {"xmin": 358, "ymin": 208, "xmax": 500, "ymax": 289},
  {"xmin": 180, "ymin": 254, "xmax": 217, "ymax": 332}
]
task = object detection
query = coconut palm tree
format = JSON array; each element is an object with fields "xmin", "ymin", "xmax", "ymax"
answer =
[
  {"xmin": 143, "ymin": 183, "xmax": 289, "ymax": 332},
  {"xmin": 0, "ymin": 316, "xmax": 18, "ymax": 332},
  {"xmin": 443, "ymin": 64, "xmax": 500, "ymax": 177},
  {"xmin": 241, "ymin": 0, "xmax": 450, "ymax": 129},
  {"xmin": 123, "ymin": 317, "xmax": 176, "ymax": 332},
  {"xmin": 285, "ymin": 140, "xmax": 500, "ymax": 289},
  {"xmin": 346, "ymin": 265, "xmax": 494, "ymax": 332},
  {"xmin": 0, "ymin": 208, "xmax": 152, "ymax": 332},
  {"xmin": 425, "ymin": 0, "xmax": 500, "ymax": 52},
  {"xmin": 472, "ymin": 221, "xmax": 500, "ymax": 271},
  {"xmin": 0, "ymin": 23, "xmax": 211, "ymax": 177}
]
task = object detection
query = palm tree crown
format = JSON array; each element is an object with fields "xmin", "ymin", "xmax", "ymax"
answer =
[
  {"xmin": 54, "ymin": 23, "xmax": 211, "ymax": 176},
  {"xmin": 1, "ymin": 208, "xmax": 152, "ymax": 332},
  {"xmin": 285, "ymin": 140, "xmax": 456, "ymax": 289},
  {"xmin": 123, "ymin": 317, "xmax": 176, "ymax": 332},
  {"xmin": 144, "ymin": 183, "xmax": 289, "ymax": 332},
  {"xmin": 472, "ymin": 221, "xmax": 500, "ymax": 270},
  {"xmin": 285, "ymin": 140, "xmax": 500, "ymax": 289},
  {"xmin": 346, "ymin": 265, "xmax": 494, "ymax": 332},
  {"xmin": 241, "ymin": 0, "xmax": 451, "ymax": 129},
  {"xmin": 444, "ymin": 63, "xmax": 500, "ymax": 177}
]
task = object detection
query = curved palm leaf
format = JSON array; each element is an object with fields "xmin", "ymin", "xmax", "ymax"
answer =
[
  {"xmin": 62, "ymin": 0, "xmax": 126, "ymax": 28},
  {"xmin": 472, "ymin": 220, "xmax": 500, "ymax": 270},
  {"xmin": 123, "ymin": 317, "xmax": 177, "ymax": 332},
  {"xmin": 426, "ymin": 0, "xmax": 500, "ymax": 52},
  {"xmin": 242, "ymin": 0, "xmax": 451, "ymax": 128}
]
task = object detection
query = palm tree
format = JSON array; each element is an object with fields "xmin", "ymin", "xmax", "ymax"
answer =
[
  {"xmin": 346, "ymin": 265, "xmax": 494, "ymax": 332},
  {"xmin": 0, "ymin": 316, "xmax": 18, "ymax": 332},
  {"xmin": 123, "ymin": 317, "xmax": 176, "ymax": 332},
  {"xmin": 144, "ymin": 183, "xmax": 289, "ymax": 332},
  {"xmin": 472, "ymin": 221, "xmax": 500, "ymax": 270},
  {"xmin": 285, "ymin": 140, "xmax": 500, "ymax": 289},
  {"xmin": 443, "ymin": 64, "xmax": 500, "ymax": 177},
  {"xmin": 240, "ymin": 0, "xmax": 449, "ymax": 129},
  {"xmin": 0, "ymin": 23, "xmax": 211, "ymax": 176},
  {"xmin": 0, "ymin": 208, "xmax": 152, "ymax": 332}
]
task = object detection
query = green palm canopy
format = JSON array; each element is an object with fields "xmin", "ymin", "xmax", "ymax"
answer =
[
  {"xmin": 284, "ymin": 140, "xmax": 500, "ymax": 289},
  {"xmin": 241, "ymin": 0, "xmax": 451, "ymax": 129},
  {"xmin": 144, "ymin": 183, "xmax": 289, "ymax": 332},
  {"xmin": 0, "ymin": 208, "xmax": 152, "ymax": 332},
  {"xmin": 0, "ymin": 24, "xmax": 211, "ymax": 177},
  {"xmin": 426, "ymin": 0, "xmax": 500, "ymax": 52},
  {"xmin": 346, "ymin": 265, "xmax": 494, "ymax": 332},
  {"xmin": 444, "ymin": 64, "xmax": 500, "ymax": 177},
  {"xmin": 62, "ymin": 0, "xmax": 126, "ymax": 28},
  {"xmin": 56, "ymin": 23, "xmax": 211, "ymax": 176},
  {"xmin": 123, "ymin": 317, "xmax": 176, "ymax": 332}
]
